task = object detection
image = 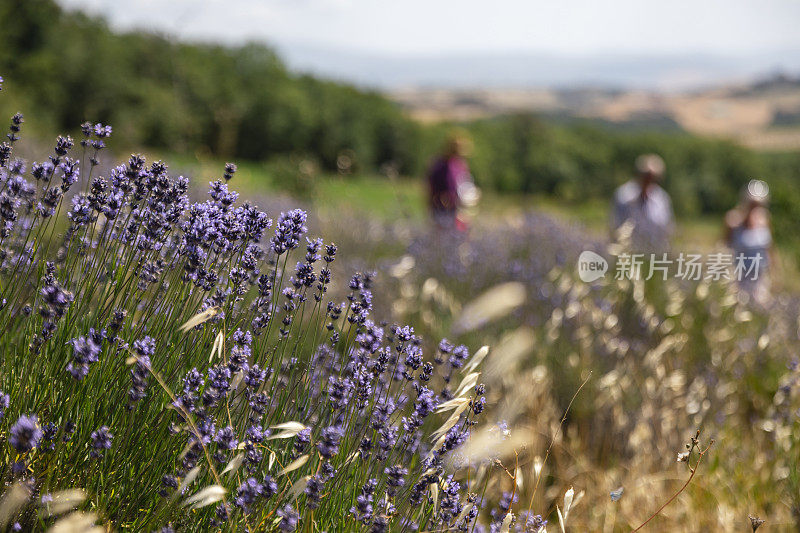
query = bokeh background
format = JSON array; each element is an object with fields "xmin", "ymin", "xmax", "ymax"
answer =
[
  {"xmin": 2, "ymin": 1, "xmax": 800, "ymax": 530},
  {"xmin": 3, "ymin": 0, "xmax": 800, "ymax": 271}
]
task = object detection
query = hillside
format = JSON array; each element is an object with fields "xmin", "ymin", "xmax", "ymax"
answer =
[
  {"xmin": 391, "ymin": 74, "xmax": 800, "ymax": 150},
  {"xmin": 0, "ymin": 0, "xmax": 419, "ymax": 173}
]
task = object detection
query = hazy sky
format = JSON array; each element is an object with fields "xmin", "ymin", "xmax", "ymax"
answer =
[{"xmin": 58, "ymin": 0, "xmax": 800, "ymax": 56}]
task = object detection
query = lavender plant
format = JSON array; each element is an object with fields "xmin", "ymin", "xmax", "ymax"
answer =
[
  {"xmin": 383, "ymin": 214, "xmax": 799, "ymax": 530},
  {"xmin": 0, "ymin": 87, "xmax": 518, "ymax": 531}
]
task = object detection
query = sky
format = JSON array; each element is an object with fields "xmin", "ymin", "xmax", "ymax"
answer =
[{"xmin": 58, "ymin": 0, "xmax": 800, "ymax": 57}]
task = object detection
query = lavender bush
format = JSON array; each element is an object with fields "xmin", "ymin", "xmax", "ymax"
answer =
[
  {"xmin": 0, "ymin": 86, "xmax": 533, "ymax": 531},
  {"xmin": 379, "ymin": 215, "xmax": 800, "ymax": 530},
  {"xmin": 4, "ymin": 71, "xmax": 796, "ymax": 531}
]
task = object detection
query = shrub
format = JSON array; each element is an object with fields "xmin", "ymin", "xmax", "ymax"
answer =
[{"xmin": 0, "ymin": 84, "xmax": 517, "ymax": 531}]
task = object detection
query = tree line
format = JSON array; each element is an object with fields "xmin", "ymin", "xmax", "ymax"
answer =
[
  {"xmin": 0, "ymin": 0, "xmax": 421, "ymax": 173},
  {"xmin": 2, "ymin": 0, "xmax": 799, "ymax": 253}
]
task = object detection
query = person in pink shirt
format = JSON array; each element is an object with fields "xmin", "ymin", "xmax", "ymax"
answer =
[{"xmin": 427, "ymin": 132, "xmax": 478, "ymax": 231}]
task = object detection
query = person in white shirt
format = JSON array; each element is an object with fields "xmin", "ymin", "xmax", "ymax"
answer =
[
  {"xmin": 611, "ymin": 154, "xmax": 674, "ymax": 251},
  {"xmin": 725, "ymin": 179, "xmax": 774, "ymax": 305}
]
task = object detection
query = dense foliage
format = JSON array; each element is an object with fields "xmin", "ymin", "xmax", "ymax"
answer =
[
  {"xmin": 2, "ymin": 66, "xmax": 800, "ymax": 530},
  {"xmin": 0, "ymin": 0, "xmax": 421, "ymax": 174},
  {"xmin": 346, "ymin": 211, "xmax": 800, "ymax": 531},
  {"xmin": 0, "ymin": 97, "xmax": 541, "ymax": 530}
]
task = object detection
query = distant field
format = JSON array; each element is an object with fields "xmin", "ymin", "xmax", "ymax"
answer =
[
  {"xmin": 391, "ymin": 76, "xmax": 800, "ymax": 150},
  {"xmin": 166, "ymin": 151, "xmax": 735, "ymax": 250},
  {"xmin": 162, "ymin": 152, "xmax": 427, "ymax": 221},
  {"xmin": 156, "ymin": 150, "xmax": 800, "ymax": 292}
]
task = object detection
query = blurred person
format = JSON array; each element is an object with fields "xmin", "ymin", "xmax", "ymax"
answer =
[
  {"xmin": 611, "ymin": 153, "xmax": 674, "ymax": 250},
  {"xmin": 725, "ymin": 179, "xmax": 774, "ymax": 305},
  {"xmin": 427, "ymin": 131, "xmax": 479, "ymax": 231}
]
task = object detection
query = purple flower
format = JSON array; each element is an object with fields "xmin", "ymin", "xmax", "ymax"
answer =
[
  {"xmin": 433, "ymin": 424, "xmax": 469, "ymax": 459},
  {"xmin": 519, "ymin": 511, "xmax": 548, "ymax": 532},
  {"xmin": 10, "ymin": 414, "xmax": 42, "ymax": 452},
  {"xmin": 67, "ymin": 335, "xmax": 101, "ymax": 380},
  {"xmin": 233, "ymin": 477, "xmax": 263, "ymax": 513},
  {"xmin": 263, "ymin": 475, "xmax": 278, "ymax": 498},
  {"xmin": 159, "ymin": 474, "xmax": 179, "ymax": 497},
  {"xmin": 472, "ymin": 396, "xmax": 486, "ymax": 414},
  {"xmin": 8, "ymin": 113, "xmax": 23, "ymax": 143},
  {"xmin": 293, "ymin": 261, "xmax": 316, "ymax": 288},
  {"xmin": 53, "ymin": 135, "xmax": 73, "ymax": 157},
  {"xmin": 207, "ymin": 365, "xmax": 232, "ymax": 393},
  {"xmin": 128, "ymin": 336, "xmax": 155, "ymax": 402},
  {"xmin": 0, "ymin": 144, "xmax": 10, "ymax": 169},
  {"xmin": 191, "ymin": 418, "xmax": 216, "ymax": 448},
  {"xmin": 183, "ymin": 368, "xmax": 204, "ymax": 393},
  {"xmin": 277, "ymin": 504, "xmax": 300, "ymax": 531},
  {"xmin": 438, "ymin": 339, "xmax": 454, "ymax": 355},
  {"xmin": 244, "ymin": 364, "xmax": 266, "ymax": 388},
  {"xmin": 271, "ymin": 209, "xmax": 307, "ymax": 255},
  {"xmin": 0, "ymin": 193, "xmax": 18, "ymax": 224},
  {"xmin": 80, "ymin": 122, "xmax": 94, "ymax": 138},
  {"xmin": 232, "ymin": 329, "xmax": 252, "ymax": 347},
  {"xmin": 324, "ymin": 243, "xmax": 337, "ymax": 262},
  {"xmin": 377, "ymin": 426, "xmax": 398, "ymax": 461},
  {"xmin": 404, "ymin": 344, "xmax": 423, "ymax": 371},
  {"xmin": 229, "ymin": 345, "xmax": 250, "ymax": 371},
  {"xmin": 40, "ymin": 422, "xmax": 58, "ymax": 451},
  {"xmin": 449, "ymin": 345, "xmax": 470, "ymax": 369},
  {"xmin": 413, "ymin": 386, "xmax": 437, "ymax": 418},
  {"xmin": 37, "ymin": 187, "xmax": 62, "ymax": 217},
  {"xmin": 94, "ymin": 123, "xmax": 112, "ymax": 139},
  {"xmin": 209, "ymin": 180, "xmax": 238, "ymax": 208},
  {"xmin": 350, "ymin": 479, "xmax": 377, "ymax": 522},
  {"xmin": 67, "ymin": 194, "xmax": 95, "ymax": 226},
  {"xmin": 395, "ymin": 325, "xmax": 415, "ymax": 342},
  {"xmin": 239, "ymin": 203, "xmax": 272, "ymax": 243},
  {"xmin": 128, "ymin": 355, "xmax": 151, "ymax": 403},
  {"xmin": 316, "ymin": 425, "xmax": 343, "ymax": 458},
  {"xmin": 0, "ymin": 390, "xmax": 9, "ymax": 421},
  {"xmin": 420, "ymin": 362, "xmax": 434, "ymax": 382},
  {"xmin": 385, "ymin": 465, "xmax": 408, "ymax": 496},
  {"xmin": 304, "ymin": 475, "xmax": 325, "ymax": 508},
  {"xmin": 223, "ymin": 162, "xmax": 237, "ymax": 181},
  {"xmin": 293, "ymin": 428, "xmax": 311, "ymax": 455},
  {"xmin": 59, "ymin": 157, "xmax": 80, "ymax": 191},
  {"xmin": 214, "ymin": 503, "xmax": 230, "ymax": 525},
  {"xmin": 305, "ymin": 238, "xmax": 322, "ymax": 263},
  {"xmin": 327, "ymin": 376, "xmax": 353, "ymax": 410},
  {"xmin": 245, "ymin": 425, "xmax": 266, "ymax": 443},
  {"xmin": 39, "ymin": 277, "xmax": 73, "ymax": 321},
  {"xmin": 248, "ymin": 392, "xmax": 269, "ymax": 415},
  {"xmin": 90, "ymin": 426, "xmax": 113, "ymax": 458},
  {"xmin": 214, "ymin": 426, "xmax": 238, "ymax": 450},
  {"xmin": 370, "ymin": 396, "xmax": 395, "ymax": 431}
]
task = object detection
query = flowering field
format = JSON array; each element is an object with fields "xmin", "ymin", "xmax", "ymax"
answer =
[{"xmin": 0, "ymin": 77, "xmax": 798, "ymax": 533}]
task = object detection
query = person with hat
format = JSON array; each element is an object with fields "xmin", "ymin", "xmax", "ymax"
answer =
[
  {"xmin": 725, "ymin": 179, "xmax": 774, "ymax": 304},
  {"xmin": 611, "ymin": 153, "xmax": 674, "ymax": 250},
  {"xmin": 426, "ymin": 131, "xmax": 479, "ymax": 232}
]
